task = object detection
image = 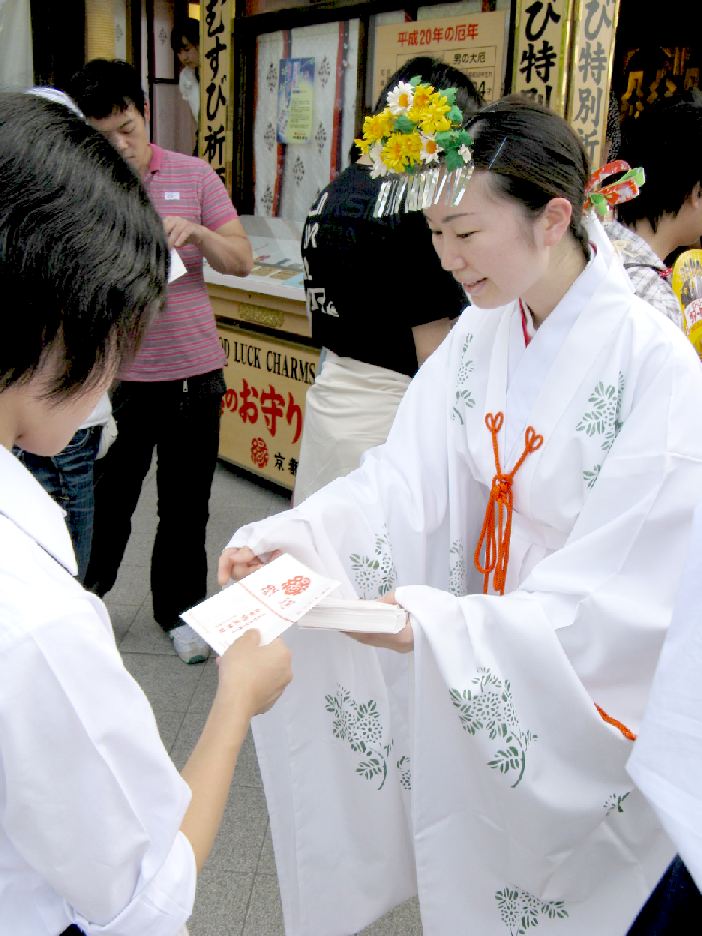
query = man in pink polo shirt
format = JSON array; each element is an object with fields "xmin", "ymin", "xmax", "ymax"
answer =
[{"xmin": 68, "ymin": 59, "xmax": 253, "ymax": 664}]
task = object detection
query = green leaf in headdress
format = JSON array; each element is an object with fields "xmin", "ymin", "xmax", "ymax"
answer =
[
  {"xmin": 454, "ymin": 130, "xmax": 473, "ymax": 148},
  {"xmin": 393, "ymin": 114, "xmax": 415, "ymax": 135},
  {"xmin": 443, "ymin": 148, "xmax": 465, "ymax": 172},
  {"xmin": 434, "ymin": 130, "xmax": 456, "ymax": 149}
]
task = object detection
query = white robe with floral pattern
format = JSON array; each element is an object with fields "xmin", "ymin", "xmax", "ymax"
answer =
[{"xmin": 228, "ymin": 223, "xmax": 702, "ymax": 936}]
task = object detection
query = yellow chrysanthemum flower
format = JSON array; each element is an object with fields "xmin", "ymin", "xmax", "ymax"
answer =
[
  {"xmin": 411, "ymin": 83, "xmax": 434, "ymax": 110},
  {"xmin": 419, "ymin": 98, "xmax": 452, "ymax": 136},
  {"xmin": 381, "ymin": 132, "xmax": 422, "ymax": 173},
  {"xmin": 361, "ymin": 111, "xmax": 394, "ymax": 145}
]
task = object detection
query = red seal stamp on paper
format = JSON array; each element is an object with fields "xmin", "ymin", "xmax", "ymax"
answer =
[
  {"xmin": 251, "ymin": 437, "xmax": 269, "ymax": 469},
  {"xmin": 282, "ymin": 575, "xmax": 310, "ymax": 596}
]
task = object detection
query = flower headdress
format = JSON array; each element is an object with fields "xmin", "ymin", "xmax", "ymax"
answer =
[{"xmin": 355, "ymin": 76, "xmax": 474, "ymax": 217}]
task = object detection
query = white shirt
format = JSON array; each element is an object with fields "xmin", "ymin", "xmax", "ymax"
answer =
[
  {"xmin": 0, "ymin": 446, "xmax": 196, "ymax": 934},
  {"xmin": 179, "ymin": 67, "xmax": 199, "ymax": 122}
]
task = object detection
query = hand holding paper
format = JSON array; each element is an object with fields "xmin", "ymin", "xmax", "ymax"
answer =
[
  {"xmin": 168, "ymin": 248, "xmax": 187, "ymax": 283},
  {"xmin": 182, "ymin": 553, "xmax": 409, "ymax": 655}
]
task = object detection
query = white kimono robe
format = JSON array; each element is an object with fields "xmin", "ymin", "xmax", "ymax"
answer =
[
  {"xmin": 228, "ymin": 224, "xmax": 702, "ymax": 936},
  {"xmin": 627, "ymin": 500, "xmax": 702, "ymax": 892}
]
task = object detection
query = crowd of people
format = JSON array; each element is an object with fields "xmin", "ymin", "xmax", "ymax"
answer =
[{"xmin": 1, "ymin": 42, "xmax": 702, "ymax": 936}]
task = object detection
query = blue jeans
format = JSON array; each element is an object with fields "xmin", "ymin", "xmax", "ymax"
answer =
[{"xmin": 16, "ymin": 425, "xmax": 102, "ymax": 582}]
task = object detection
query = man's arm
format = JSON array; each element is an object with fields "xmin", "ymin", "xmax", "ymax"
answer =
[{"xmin": 164, "ymin": 215, "xmax": 254, "ymax": 277}]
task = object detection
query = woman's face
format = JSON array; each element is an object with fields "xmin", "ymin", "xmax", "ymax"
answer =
[
  {"xmin": 177, "ymin": 39, "xmax": 199, "ymax": 70},
  {"xmin": 424, "ymin": 170, "xmax": 551, "ymax": 309}
]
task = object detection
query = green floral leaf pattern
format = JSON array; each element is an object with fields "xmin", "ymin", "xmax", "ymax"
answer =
[
  {"xmin": 582, "ymin": 465, "xmax": 601, "ymax": 489},
  {"xmin": 496, "ymin": 885, "xmax": 568, "ymax": 935},
  {"xmin": 576, "ymin": 373, "xmax": 625, "ymax": 488},
  {"xmin": 449, "ymin": 668, "xmax": 537, "ymax": 788},
  {"xmin": 396, "ymin": 754, "xmax": 412, "ymax": 791},
  {"xmin": 604, "ymin": 791, "xmax": 630, "ymax": 815},
  {"xmin": 349, "ymin": 530, "xmax": 396, "ymax": 598},
  {"xmin": 451, "ymin": 334, "xmax": 476, "ymax": 425},
  {"xmin": 325, "ymin": 685, "xmax": 393, "ymax": 790},
  {"xmin": 449, "ymin": 539, "xmax": 468, "ymax": 596}
]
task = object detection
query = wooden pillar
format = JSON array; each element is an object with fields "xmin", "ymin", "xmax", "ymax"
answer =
[
  {"xmin": 566, "ymin": 0, "xmax": 620, "ymax": 170},
  {"xmin": 199, "ymin": 0, "xmax": 234, "ymax": 191},
  {"xmin": 511, "ymin": 0, "xmax": 574, "ymax": 115}
]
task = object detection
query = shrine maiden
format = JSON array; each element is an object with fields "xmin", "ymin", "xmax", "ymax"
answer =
[{"xmin": 219, "ymin": 93, "xmax": 702, "ymax": 935}]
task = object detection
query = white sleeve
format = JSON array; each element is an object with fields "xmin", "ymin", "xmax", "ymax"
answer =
[
  {"xmin": 627, "ymin": 500, "xmax": 702, "ymax": 891},
  {"xmin": 0, "ymin": 596, "xmax": 196, "ymax": 934}
]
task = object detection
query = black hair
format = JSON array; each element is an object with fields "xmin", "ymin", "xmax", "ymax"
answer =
[
  {"xmin": 66, "ymin": 58, "xmax": 146, "ymax": 119},
  {"xmin": 616, "ymin": 93, "xmax": 702, "ymax": 231},
  {"xmin": 467, "ymin": 95, "xmax": 591, "ymax": 260},
  {"xmin": 171, "ymin": 17, "xmax": 200, "ymax": 53},
  {"xmin": 374, "ymin": 56, "xmax": 484, "ymax": 121},
  {"xmin": 0, "ymin": 92, "xmax": 167, "ymax": 398}
]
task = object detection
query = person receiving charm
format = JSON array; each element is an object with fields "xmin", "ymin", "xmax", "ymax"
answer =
[{"xmin": 218, "ymin": 87, "xmax": 702, "ymax": 935}]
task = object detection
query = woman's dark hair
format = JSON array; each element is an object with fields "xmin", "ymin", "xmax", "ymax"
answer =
[
  {"xmin": 468, "ymin": 95, "xmax": 591, "ymax": 260},
  {"xmin": 171, "ymin": 17, "xmax": 200, "ymax": 53},
  {"xmin": 0, "ymin": 92, "xmax": 167, "ymax": 398},
  {"xmin": 66, "ymin": 58, "xmax": 147, "ymax": 119},
  {"xmin": 616, "ymin": 93, "xmax": 702, "ymax": 231}
]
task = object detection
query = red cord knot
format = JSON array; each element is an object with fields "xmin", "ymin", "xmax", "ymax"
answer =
[{"xmin": 474, "ymin": 412, "xmax": 543, "ymax": 595}]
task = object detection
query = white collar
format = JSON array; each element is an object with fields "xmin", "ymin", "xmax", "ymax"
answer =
[
  {"xmin": 504, "ymin": 245, "xmax": 608, "ymax": 461},
  {"xmin": 0, "ymin": 445, "xmax": 78, "ymax": 575}
]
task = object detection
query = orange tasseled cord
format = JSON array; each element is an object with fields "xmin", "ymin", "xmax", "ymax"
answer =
[
  {"xmin": 474, "ymin": 412, "xmax": 543, "ymax": 595},
  {"xmin": 595, "ymin": 705, "xmax": 637, "ymax": 741},
  {"xmin": 472, "ymin": 412, "xmax": 637, "ymax": 742}
]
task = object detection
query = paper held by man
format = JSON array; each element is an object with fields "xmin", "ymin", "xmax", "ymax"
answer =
[{"xmin": 180, "ymin": 553, "xmax": 407, "ymax": 655}]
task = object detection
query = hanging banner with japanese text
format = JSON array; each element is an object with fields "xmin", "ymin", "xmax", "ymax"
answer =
[
  {"xmin": 512, "ymin": 0, "xmax": 573, "ymax": 114},
  {"xmin": 201, "ymin": 0, "xmax": 233, "ymax": 186},
  {"xmin": 566, "ymin": 0, "xmax": 619, "ymax": 169},
  {"xmin": 217, "ymin": 323, "xmax": 319, "ymax": 491},
  {"xmin": 372, "ymin": 11, "xmax": 508, "ymax": 105}
]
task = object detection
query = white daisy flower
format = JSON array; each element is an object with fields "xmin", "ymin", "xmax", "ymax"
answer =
[
  {"xmin": 386, "ymin": 81, "xmax": 415, "ymax": 115},
  {"xmin": 368, "ymin": 141, "xmax": 388, "ymax": 178},
  {"xmin": 420, "ymin": 135, "xmax": 442, "ymax": 163},
  {"xmin": 458, "ymin": 143, "xmax": 473, "ymax": 164}
]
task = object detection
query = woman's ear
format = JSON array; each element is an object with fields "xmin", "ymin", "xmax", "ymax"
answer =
[{"xmin": 539, "ymin": 197, "xmax": 573, "ymax": 247}]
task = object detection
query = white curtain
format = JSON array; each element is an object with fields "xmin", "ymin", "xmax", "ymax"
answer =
[
  {"xmin": 254, "ymin": 19, "xmax": 359, "ymax": 221},
  {"xmin": 0, "ymin": 0, "xmax": 33, "ymax": 90}
]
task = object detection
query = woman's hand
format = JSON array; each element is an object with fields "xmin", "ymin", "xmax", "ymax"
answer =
[
  {"xmin": 346, "ymin": 620, "xmax": 414, "ymax": 653},
  {"xmin": 217, "ymin": 546, "xmax": 281, "ymax": 585},
  {"xmin": 345, "ymin": 591, "xmax": 414, "ymax": 653}
]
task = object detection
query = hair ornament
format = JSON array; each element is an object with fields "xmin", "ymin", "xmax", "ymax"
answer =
[
  {"xmin": 583, "ymin": 159, "xmax": 645, "ymax": 218},
  {"xmin": 355, "ymin": 75, "xmax": 474, "ymax": 217}
]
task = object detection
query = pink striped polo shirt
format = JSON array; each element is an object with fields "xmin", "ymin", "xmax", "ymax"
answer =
[{"xmin": 119, "ymin": 144, "xmax": 238, "ymax": 381}]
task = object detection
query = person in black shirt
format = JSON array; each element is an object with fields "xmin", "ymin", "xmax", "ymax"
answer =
[{"xmin": 295, "ymin": 57, "xmax": 483, "ymax": 504}]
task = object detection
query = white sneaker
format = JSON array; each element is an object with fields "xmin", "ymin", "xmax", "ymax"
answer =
[{"xmin": 169, "ymin": 623, "xmax": 210, "ymax": 664}]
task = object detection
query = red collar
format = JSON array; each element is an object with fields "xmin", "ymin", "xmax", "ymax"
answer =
[{"xmin": 519, "ymin": 299, "xmax": 532, "ymax": 347}]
